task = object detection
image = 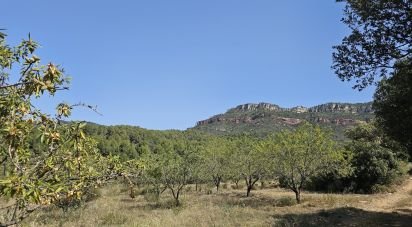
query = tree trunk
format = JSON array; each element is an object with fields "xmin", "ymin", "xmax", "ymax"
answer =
[
  {"xmin": 175, "ymin": 190, "xmax": 180, "ymax": 206},
  {"xmin": 214, "ymin": 177, "xmax": 221, "ymax": 192},
  {"xmin": 129, "ymin": 186, "xmax": 135, "ymax": 199},
  {"xmin": 246, "ymin": 185, "xmax": 252, "ymax": 197},
  {"xmin": 170, "ymin": 187, "xmax": 181, "ymax": 206},
  {"xmin": 295, "ymin": 190, "xmax": 301, "ymax": 204},
  {"xmin": 245, "ymin": 176, "xmax": 253, "ymax": 197}
]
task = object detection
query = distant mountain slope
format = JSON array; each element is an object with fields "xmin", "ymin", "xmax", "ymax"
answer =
[{"xmin": 192, "ymin": 102, "xmax": 374, "ymax": 139}]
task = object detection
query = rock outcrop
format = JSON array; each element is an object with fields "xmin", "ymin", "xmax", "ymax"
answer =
[
  {"xmin": 234, "ymin": 103, "xmax": 282, "ymax": 111},
  {"xmin": 227, "ymin": 102, "xmax": 373, "ymax": 115},
  {"xmin": 194, "ymin": 102, "xmax": 374, "ymax": 138},
  {"xmin": 308, "ymin": 102, "xmax": 373, "ymax": 114}
]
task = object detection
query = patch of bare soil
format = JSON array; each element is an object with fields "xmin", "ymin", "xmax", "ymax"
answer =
[
  {"xmin": 272, "ymin": 178, "xmax": 412, "ymax": 226},
  {"xmin": 360, "ymin": 177, "xmax": 412, "ymax": 215}
]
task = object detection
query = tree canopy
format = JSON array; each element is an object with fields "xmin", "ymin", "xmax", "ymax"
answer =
[
  {"xmin": 332, "ymin": 0, "xmax": 412, "ymax": 90},
  {"xmin": 0, "ymin": 32, "xmax": 134, "ymax": 226},
  {"xmin": 373, "ymin": 59, "xmax": 412, "ymax": 158},
  {"xmin": 266, "ymin": 123, "xmax": 340, "ymax": 203}
]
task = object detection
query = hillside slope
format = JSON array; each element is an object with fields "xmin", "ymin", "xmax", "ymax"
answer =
[{"xmin": 192, "ymin": 102, "xmax": 374, "ymax": 139}]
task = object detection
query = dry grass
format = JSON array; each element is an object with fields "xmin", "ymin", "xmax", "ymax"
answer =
[{"xmin": 19, "ymin": 180, "xmax": 412, "ymax": 227}]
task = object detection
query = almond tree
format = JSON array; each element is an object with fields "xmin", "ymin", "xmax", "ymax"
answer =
[
  {"xmin": 266, "ymin": 123, "xmax": 339, "ymax": 203},
  {"xmin": 0, "ymin": 32, "xmax": 131, "ymax": 225},
  {"xmin": 144, "ymin": 134, "xmax": 198, "ymax": 206},
  {"xmin": 200, "ymin": 137, "xmax": 231, "ymax": 192},
  {"xmin": 231, "ymin": 135, "xmax": 267, "ymax": 197}
]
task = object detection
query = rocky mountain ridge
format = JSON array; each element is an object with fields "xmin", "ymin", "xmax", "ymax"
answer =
[
  {"xmin": 194, "ymin": 102, "xmax": 374, "ymax": 139},
  {"xmin": 230, "ymin": 102, "xmax": 373, "ymax": 114},
  {"xmin": 197, "ymin": 102, "xmax": 373, "ymax": 126}
]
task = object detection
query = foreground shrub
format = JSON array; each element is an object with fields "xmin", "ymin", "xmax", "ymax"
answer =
[
  {"xmin": 349, "ymin": 141, "xmax": 403, "ymax": 193},
  {"xmin": 345, "ymin": 123, "xmax": 407, "ymax": 193}
]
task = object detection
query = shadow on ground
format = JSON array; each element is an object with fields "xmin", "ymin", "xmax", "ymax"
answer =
[{"xmin": 272, "ymin": 207, "xmax": 412, "ymax": 227}]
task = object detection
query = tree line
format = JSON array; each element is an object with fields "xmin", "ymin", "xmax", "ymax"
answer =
[{"xmin": 86, "ymin": 121, "xmax": 407, "ymax": 206}]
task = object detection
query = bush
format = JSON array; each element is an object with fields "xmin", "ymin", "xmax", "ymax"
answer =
[
  {"xmin": 307, "ymin": 123, "xmax": 408, "ymax": 194},
  {"xmin": 307, "ymin": 170, "xmax": 353, "ymax": 193},
  {"xmin": 308, "ymin": 144, "xmax": 406, "ymax": 194},
  {"xmin": 349, "ymin": 141, "xmax": 403, "ymax": 193}
]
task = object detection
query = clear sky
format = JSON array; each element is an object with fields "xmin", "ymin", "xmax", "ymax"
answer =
[{"xmin": 1, "ymin": 0, "xmax": 375, "ymax": 130}]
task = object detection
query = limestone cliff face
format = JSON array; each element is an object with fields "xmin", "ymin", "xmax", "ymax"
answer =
[
  {"xmin": 195, "ymin": 102, "xmax": 373, "ymax": 127},
  {"xmin": 234, "ymin": 103, "xmax": 282, "ymax": 111},
  {"xmin": 290, "ymin": 106, "xmax": 308, "ymax": 113},
  {"xmin": 228, "ymin": 102, "xmax": 373, "ymax": 114},
  {"xmin": 308, "ymin": 102, "xmax": 373, "ymax": 114}
]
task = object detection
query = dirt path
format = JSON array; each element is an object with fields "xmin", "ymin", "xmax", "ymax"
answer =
[
  {"xmin": 270, "ymin": 178, "xmax": 412, "ymax": 226},
  {"xmin": 360, "ymin": 177, "xmax": 412, "ymax": 214}
]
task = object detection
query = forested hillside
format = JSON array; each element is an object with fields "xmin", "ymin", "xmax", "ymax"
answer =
[
  {"xmin": 83, "ymin": 123, "xmax": 210, "ymax": 160},
  {"xmin": 80, "ymin": 102, "xmax": 373, "ymax": 160}
]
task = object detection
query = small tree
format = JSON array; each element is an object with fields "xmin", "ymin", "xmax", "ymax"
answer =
[
  {"xmin": 140, "ymin": 154, "xmax": 167, "ymax": 199},
  {"xmin": 267, "ymin": 123, "xmax": 338, "ymax": 203},
  {"xmin": 148, "ymin": 135, "xmax": 198, "ymax": 206},
  {"xmin": 200, "ymin": 137, "xmax": 231, "ymax": 192},
  {"xmin": 231, "ymin": 135, "xmax": 267, "ymax": 197}
]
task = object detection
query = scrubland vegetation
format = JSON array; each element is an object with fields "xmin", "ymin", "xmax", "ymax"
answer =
[
  {"xmin": 22, "ymin": 178, "xmax": 412, "ymax": 226},
  {"xmin": 1, "ymin": 0, "xmax": 412, "ymax": 226}
]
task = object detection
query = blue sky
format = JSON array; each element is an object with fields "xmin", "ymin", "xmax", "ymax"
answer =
[{"xmin": 1, "ymin": 0, "xmax": 375, "ymax": 130}]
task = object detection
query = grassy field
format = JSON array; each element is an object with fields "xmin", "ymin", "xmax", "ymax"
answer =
[{"xmin": 22, "ymin": 179, "xmax": 412, "ymax": 227}]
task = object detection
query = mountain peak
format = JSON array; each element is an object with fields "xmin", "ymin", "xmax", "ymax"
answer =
[{"xmin": 233, "ymin": 103, "xmax": 281, "ymax": 111}]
